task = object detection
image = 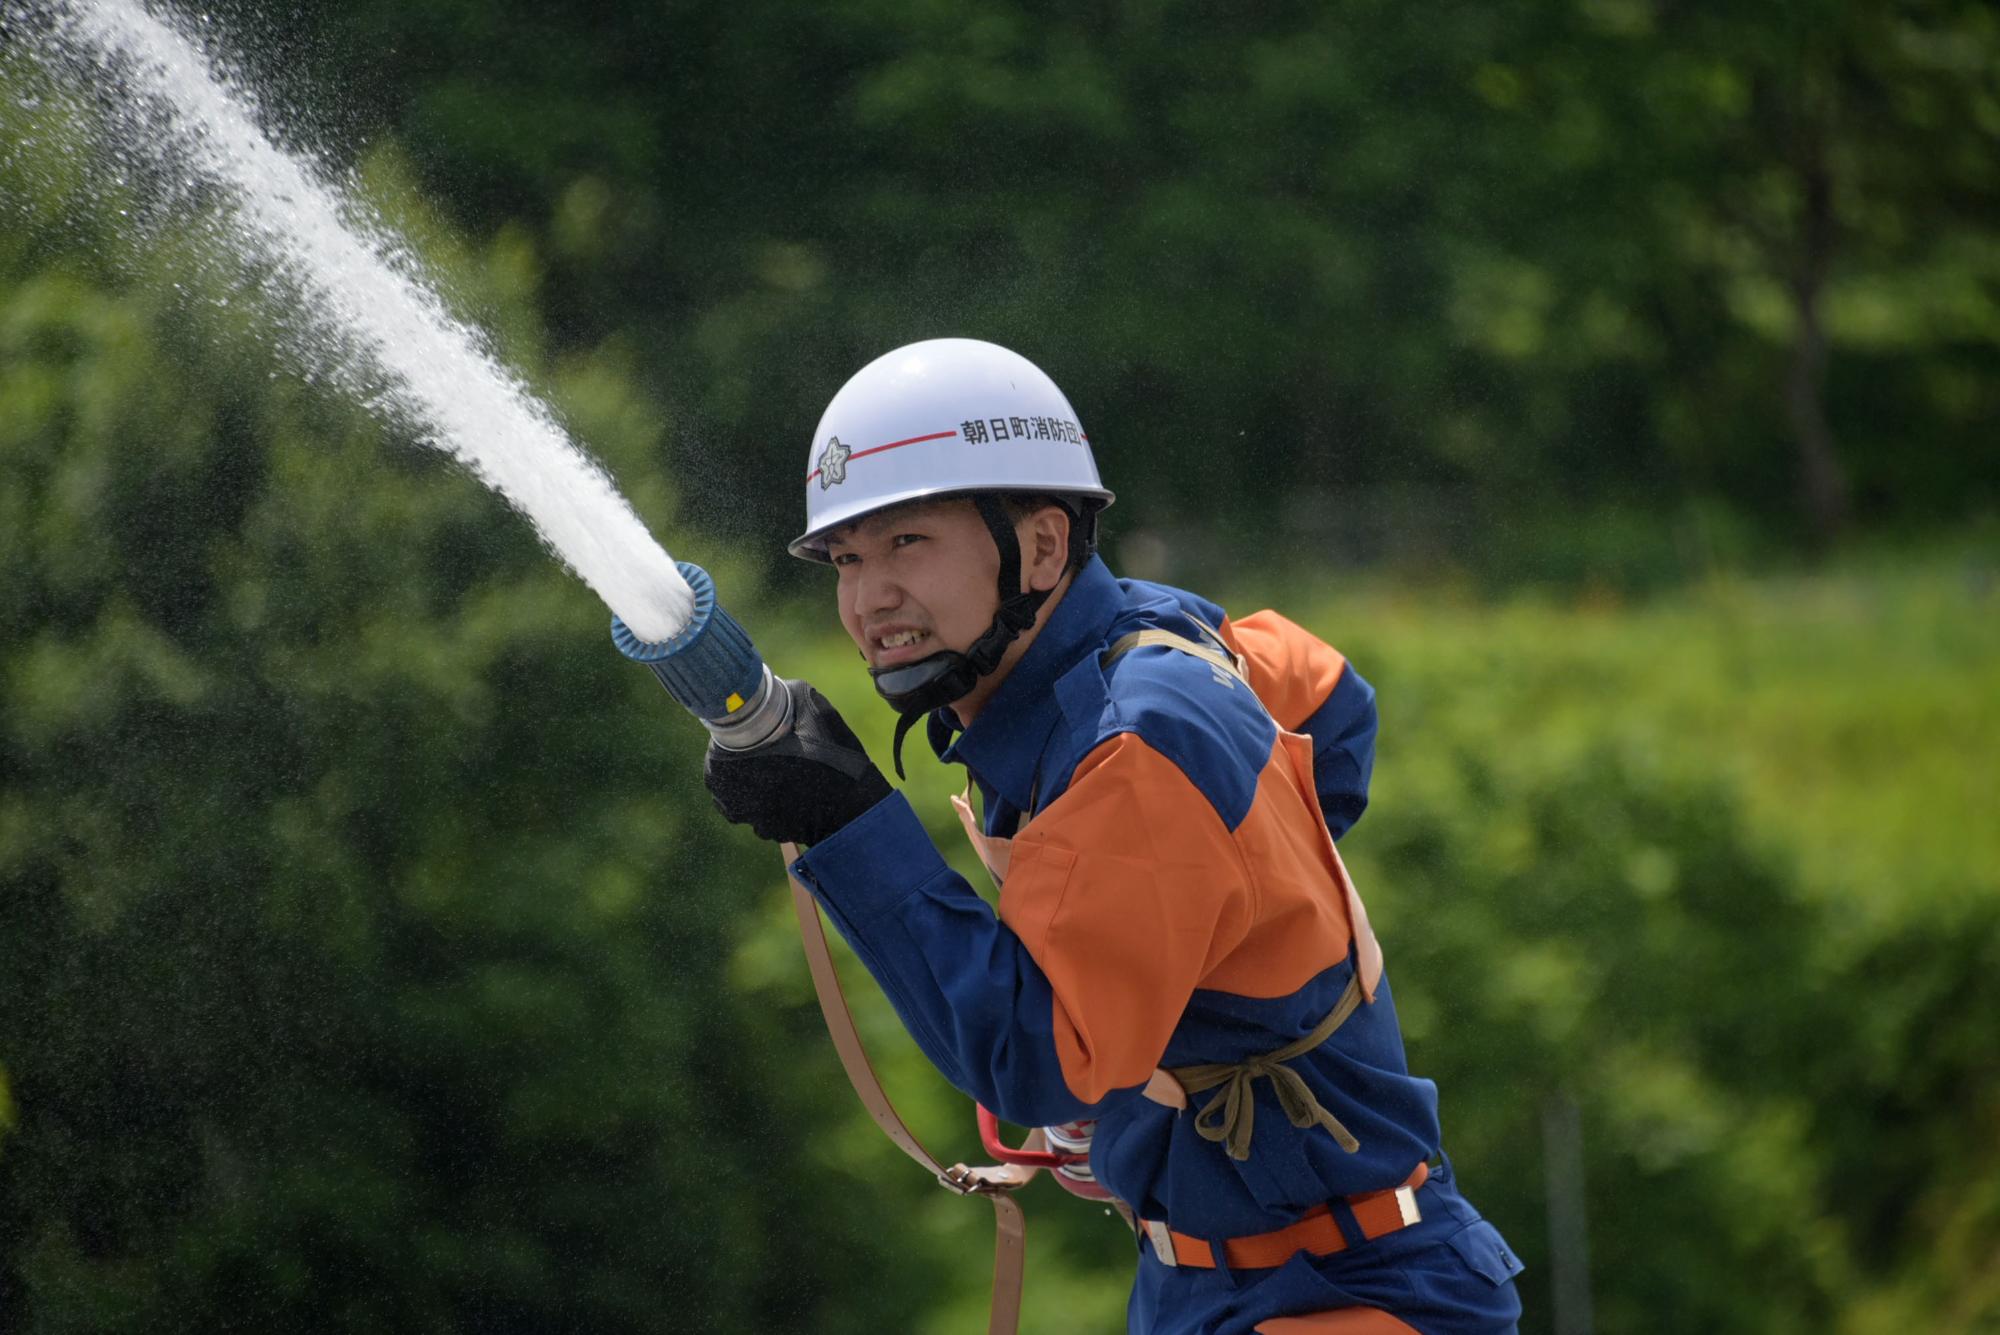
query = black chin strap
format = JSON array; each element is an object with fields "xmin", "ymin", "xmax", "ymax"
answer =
[
  {"xmin": 969, "ymin": 494, "xmax": 1055, "ymax": 665},
  {"xmin": 872, "ymin": 495, "xmax": 1053, "ymax": 778}
]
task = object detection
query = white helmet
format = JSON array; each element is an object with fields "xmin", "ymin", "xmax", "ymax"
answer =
[{"xmin": 789, "ymin": 338, "xmax": 1114, "ymax": 562}]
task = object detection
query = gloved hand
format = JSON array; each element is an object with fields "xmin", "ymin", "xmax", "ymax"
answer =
[{"xmin": 703, "ymin": 678, "xmax": 893, "ymax": 846}]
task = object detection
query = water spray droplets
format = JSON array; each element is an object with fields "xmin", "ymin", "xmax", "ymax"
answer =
[{"xmin": 19, "ymin": 0, "xmax": 697, "ymax": 641}]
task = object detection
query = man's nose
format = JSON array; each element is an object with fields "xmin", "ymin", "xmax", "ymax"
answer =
[{"xmin": 849, "ymin": 566, "xmax": 904, "ymax": 619}]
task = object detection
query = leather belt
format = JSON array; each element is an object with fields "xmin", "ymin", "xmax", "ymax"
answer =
[
  {"xmin": 1142, "ymin": 1162, "xmax": 1428, "ymax": 1270},
  {"xmin": 782, "ymin": 843, "xmax": 1038, "ymax": 1335}
]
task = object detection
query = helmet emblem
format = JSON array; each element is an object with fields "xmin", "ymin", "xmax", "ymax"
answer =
[{"xmin": 817, "ymin": 435, "xmax": 852, "ymax": 489}]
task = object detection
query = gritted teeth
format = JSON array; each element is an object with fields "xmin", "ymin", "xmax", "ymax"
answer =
[{"xmin": 877, "ymin": 629, "xmax": 930, "ymax": 650}]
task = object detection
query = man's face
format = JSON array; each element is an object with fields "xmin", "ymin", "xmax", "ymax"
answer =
[{"xmin": 825, "ymin": 499, "xmax": 1002, "ymax": 674}]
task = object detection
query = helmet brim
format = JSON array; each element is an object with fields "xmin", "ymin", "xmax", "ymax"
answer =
[{"xmin": 788, "ymin": 483, "xmax": 1115, "ymax": 563}]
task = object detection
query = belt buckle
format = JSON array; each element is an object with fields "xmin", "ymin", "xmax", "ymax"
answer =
[
  {"xmin": 1143, "ymin": 1219, "xmax": 1179, "ymax": 1267},
  {"xmin": 1394, "ymin": 1184, "xmax": 1422, "ymax": 1228},
  {"xmin": 936, "ymin": 1164, "xmax": 981, "ymax": 1197}
]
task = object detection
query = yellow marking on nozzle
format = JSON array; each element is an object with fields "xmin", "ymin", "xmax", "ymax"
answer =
[{"xmin": 725, "ymin": 691, "xmax": 744, "ymax": 712}]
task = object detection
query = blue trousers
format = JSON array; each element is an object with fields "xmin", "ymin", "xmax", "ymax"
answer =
[{"xmin": 1125, "ymin": 1155, "xmax": 1524, "ymax": 1335}]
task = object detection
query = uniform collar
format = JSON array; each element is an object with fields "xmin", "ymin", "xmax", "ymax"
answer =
[{"xmin": 927, "ymin": 556, "xmax": 1123, "ymax": 812}]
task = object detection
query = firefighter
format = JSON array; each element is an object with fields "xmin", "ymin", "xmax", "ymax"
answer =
[{"xmin": 705, "ymin": 339, "xmax": 1525, "ymax": 1334}]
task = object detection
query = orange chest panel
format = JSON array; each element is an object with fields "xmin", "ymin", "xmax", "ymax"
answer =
[{"xmin": 955, "ymin": 728, "xmax": 1381, "ymax": 1006}]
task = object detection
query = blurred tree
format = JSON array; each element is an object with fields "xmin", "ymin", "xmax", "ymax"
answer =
[
  {"xmin": 5, "ymin": 6, "xmax": 1998, "ymax": 1333},
  {"xmin": 178, "ymin": 0, "xmax": 1999, "ymax": 582},
  {"xmin": 0, "ymin": 1062, "xmax": 14, "ymax": 1159},
  {"xmin": 1489, "ymin": 0, "xmax": 2000, "ymax": 548},
  {"xmin": 1348, "ymin": 744, "xmax": 2000, "ymax": 1333},
  {"xmin": 0, "ymin": 90, "xmax": 916, "ymax": 1330}
]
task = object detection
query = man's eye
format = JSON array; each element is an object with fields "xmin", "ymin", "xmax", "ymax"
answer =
[
  {"xmin": 830, "ymin": 552, "xmax": 858, "ymax": 567},
  {"xmin": 892, "ymin": 533, "xmax": 925, "ymax": 548}
]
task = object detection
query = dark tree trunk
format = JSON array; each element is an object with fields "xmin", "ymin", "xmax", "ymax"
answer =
[{"xmin": 1787, "ymin": 129, "xmax": 1848, "ymax": 550}]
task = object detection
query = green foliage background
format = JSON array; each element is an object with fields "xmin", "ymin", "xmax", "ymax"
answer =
[{"xmin": 1, "ymin": 1, "xmax": 1995, "ymax": 1331}]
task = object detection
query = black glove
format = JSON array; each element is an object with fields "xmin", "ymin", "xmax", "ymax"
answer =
[{"xmin": 703, "ymin": 678, "xmax": 893, "ymax": 846}]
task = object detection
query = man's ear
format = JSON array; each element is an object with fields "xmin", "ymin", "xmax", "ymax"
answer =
[{"xmin": 1023, "ymin": 505, "xmax": 1072, "ymax": 593}]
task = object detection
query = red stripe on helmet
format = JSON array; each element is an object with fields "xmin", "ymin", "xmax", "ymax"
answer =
[{"xmin": 804, "ymin": 429, "xmax": 959, "ymax": 481}]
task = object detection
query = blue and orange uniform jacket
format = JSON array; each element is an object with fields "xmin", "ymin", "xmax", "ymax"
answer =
[{"xmin": 792, "ymin": 557, "xmax": 1523, "ymax": 1334}]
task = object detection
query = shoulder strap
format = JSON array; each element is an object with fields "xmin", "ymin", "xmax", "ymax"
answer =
[
  {"xmin": 1102, "ymin": 625, "xmax": 1250, "ymax": 684},
  {"xmin": 1096, "ymin": 622, "xmax": 1384, "ymax": 1002},
  {"xmin": 781, "ymin": 843, "xmax": 1037, "ymax": 1335}
]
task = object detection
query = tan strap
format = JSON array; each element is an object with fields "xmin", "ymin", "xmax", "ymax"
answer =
[
  {"xmin": 1103, "ymin": 626, "xmax": 1250, "ymax": 685},
  {"xmin": 1106, "ymin": 621, "xmax": 1384, "ymax": 1002},
  {"xmin": 1334, "ymin": 848, "xmax": 1384, "ymax": 1002},
  {"xmin": 985, "ymin": 1193, "xmax": 1028, "ymax": 1333},
  {"xmin": 782, "ymin": 844, "xmax": 1035, "ymax": 1335},
  {"xmin": 1102, "ymin": 623, "xmax": 1382, "ymax": 1158},
  {"xmin": 1141, "ymin": 1066, "xmax": 1189, "ymax": 1110},
  {"xmin": 1167, "ymin": 973, "xmax": 1366, "ymax": 1161},
  {"xmin": 949, "ymin": 784, "xmax": 1010, "ymax": 887}
]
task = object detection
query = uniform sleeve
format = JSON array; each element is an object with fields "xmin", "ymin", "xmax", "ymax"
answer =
[
  {"xmin": 1220, "ymin": 610, "xmax": 1378, "ymax": 839},
  {"xmin": 791, "ymin": 733, "xmax": 1254, "ymax": 1124}
]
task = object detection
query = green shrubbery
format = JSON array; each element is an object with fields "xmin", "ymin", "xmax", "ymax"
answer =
[
  {"xmin": 0, "ymin": 127, "xmax": 906, "ymax": 1332},
  {"xmin": 4, "ymin": 11, "xmax": 1996, "ymax": 1326}
]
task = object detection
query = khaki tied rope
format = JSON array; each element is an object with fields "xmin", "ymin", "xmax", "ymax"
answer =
[
  {"xmin": 1105, "ymin": 619, "xmax": 1379, "ymax": 1164},
  {"xmin": 1167, "ymin": 973, "xmax": 1366, "ymax": 1161}
]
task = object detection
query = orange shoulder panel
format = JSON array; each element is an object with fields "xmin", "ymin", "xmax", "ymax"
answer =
[
  {"xmin": 998, "ymin": 733, "xmax": 1256, "ymax": 1103},
  {"xmin": 1198, "ymin": 730, "xmax": 1358, "ymax": 999},
  {"xmin": 1218, "ymin": 609, "xmax": 1349, "ymax": 733}
]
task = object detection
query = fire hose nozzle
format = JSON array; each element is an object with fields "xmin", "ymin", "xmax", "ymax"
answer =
[{"xmin": 611, "ymin": 562, "xmax": 794, "ymax": 751}]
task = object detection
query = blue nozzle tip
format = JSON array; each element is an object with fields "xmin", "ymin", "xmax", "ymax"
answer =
[
  {"xmin": 611, "ymin": 562, "xmax": 767, "ymax": 724},
  {"xmin": 612, "ymin": 562, "xmax": 718, "ymax": 663}
]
